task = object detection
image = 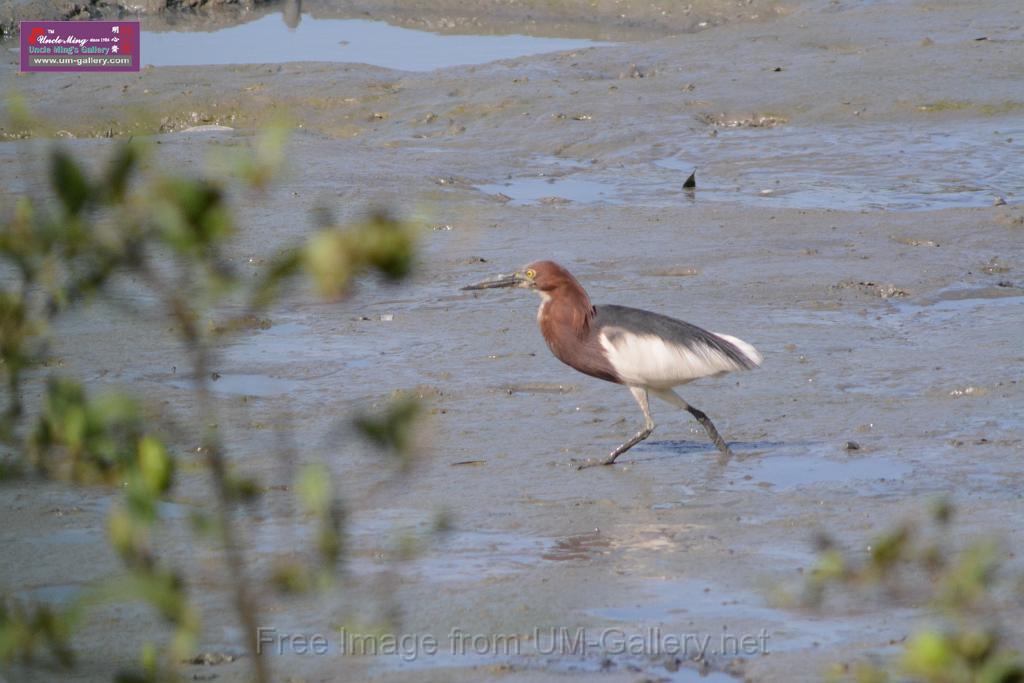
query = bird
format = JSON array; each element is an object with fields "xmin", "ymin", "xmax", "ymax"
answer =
[{"xmin": 463, "ymin": 260, "xmax": 762, "ymax": 469}]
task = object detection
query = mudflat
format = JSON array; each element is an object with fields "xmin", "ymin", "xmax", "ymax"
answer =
[{"xmin": 1, "ymin": 0, "xmax": 1022, "ymax": 680}]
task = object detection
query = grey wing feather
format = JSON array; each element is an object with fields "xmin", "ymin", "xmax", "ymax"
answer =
[{"xmin": 594, "ymin": 305, "xmax": 759, "ymax": 371}]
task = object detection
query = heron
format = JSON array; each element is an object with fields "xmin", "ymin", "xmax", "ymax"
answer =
[{"xmin": 463, "ymin": 261, "xmax": 762, "ymax": 469}]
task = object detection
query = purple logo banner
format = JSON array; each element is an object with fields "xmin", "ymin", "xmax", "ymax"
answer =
[{"xmin": 21, "ymin": 21, "xmax": 140, "ymax": 72}]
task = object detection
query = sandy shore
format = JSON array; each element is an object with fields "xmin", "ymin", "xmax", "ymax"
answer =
[{"xmin": 1, "ymin": 0, "xmax": 1023, "ymax": 680}]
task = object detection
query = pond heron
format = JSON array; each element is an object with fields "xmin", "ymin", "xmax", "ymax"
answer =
[{"xmin": 463, "ymin": 261, "xmax": 762, "ymax": 469}]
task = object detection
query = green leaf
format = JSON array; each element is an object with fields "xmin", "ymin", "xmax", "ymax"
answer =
[
  {"xmin": 50, "ymin": 150, "xmax": 90, "ymax": 216},
  {"xmin": 104, "ymin": 142, "xmax": 139, "ymax": 203},
  {"xmin": 353, "ymin": 396, "xmax": 421, "ymax": 459},
  {"xmin": 869, "ymin": 525, "xmax": 911, "ymax": 575},
  {"xmin": 295, "ymin": 464, "xmax": 331, "ymax": 515},
  {"xmin": 304, "ymin": 230, "xmax": 353, "ymax": 300},
  {"xmin": 137, "ymin": 436, "xmax": 172, "ymax": 495},
  {"xmin": 355, "ymin": 211, "xmax": 415, "ymax": 281},
  {"xmin": 901, "ymin": 630, "xmax": 954, "ymax": 679}
]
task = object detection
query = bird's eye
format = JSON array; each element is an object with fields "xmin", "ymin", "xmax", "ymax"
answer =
[{"xmin": 525, "ymin": 268, "xmax": 536, "ymax": 279}]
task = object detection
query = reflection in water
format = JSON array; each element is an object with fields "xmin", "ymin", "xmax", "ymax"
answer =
[
  {"xmin": 282, "ymin": 0, "xmax": 301, "ymax": 29},
  {"xmin": 541, "ymin": 531, "xmax": 612, "ymax": 562},
  {"xmin": 141, "ymin": 16, "xmax": 611, "ymax": 70}
]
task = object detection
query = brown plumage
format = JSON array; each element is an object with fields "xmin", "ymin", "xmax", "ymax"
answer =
[{"xmin": 531, "ymin": 261, "xmax": 619, "ymax": 384}]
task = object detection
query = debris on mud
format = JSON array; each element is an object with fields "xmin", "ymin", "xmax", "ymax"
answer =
[
  {"xmin": 831, "ymin": 280, "xmax": 909, "ymax": 299},
  {"xmin": 949, "ymin": 386, "xmax": 987, "ymax": 398},
  {"xmin": 211, "ymin": 315, "xmax": 272, "ymax": 335},
  {"xmin": 697, "ymin": 112, "xmax": 788, "ymax": 128},
  {"xmin": 982, "ymin": 257, "xmax": 1011, "ymax": 274},
  {"xmin": 683, "ymin": 168, "xmax": 697, "ymax": 189},
  {"xmin": 891, "ymin": 235, "xmax": 940, "ymax": 247},
  {"xmin": 645, "ymin": 266, "xmax": 700, "ymax": 277},
  {"xmin": 620, "ymin": 63, "xmax": 655, "ymax": 79},
  {"xmin": 188, "ymin": 652, "xmax": 238, "ymax": 666},
  {"xmin": 434, "ymin": 176, "xmax": 473, "ymax": 188},
  {"xmin": 504, "ymin": 383, "xmax": 576, "ymax": 394}
]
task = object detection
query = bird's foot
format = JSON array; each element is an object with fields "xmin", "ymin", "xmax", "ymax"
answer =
[{"xmin": 572, "ymin": 457, "xmax": 615, "ymax": 470}]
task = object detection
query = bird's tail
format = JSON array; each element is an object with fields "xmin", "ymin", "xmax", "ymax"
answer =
[{"xmin": 713, "ymin": 333, "xmax": 763, "ymax": 368}]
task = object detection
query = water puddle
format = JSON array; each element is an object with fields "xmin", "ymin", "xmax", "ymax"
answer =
[
  {"xmin": 263, "ymin": 509, "xmax": 556, "ymax": 583},
  {"xmin": 476, "ymin": 176, "xmax": 622, "ymax": 205},
  {"xmin": 588, "ymin": 577, "xmax": 871, "ymax": 653},
  {"xmin": 589, "ymin": 575, "xmax": 921, "ymax": 659},
  {"xmin": 484, "ymin": 120, "xmax": 1022, "ymax": 211},
  {"xmin": 893, "ymin": 284, "xmax": 1024, "ymax": 318},
  {"xmin": 652, "ymin": 121, "xmax": 1023, "ymax": 210},
  {"xmin": 141, "ymin": 14, "xmax": 611, "ymax": 70},
  {"xmin": 390, "ymin": 530, "xmax": 553, "ymax": 582},
  {"xmin": 169, "ymin": 372, "xmax": 302, "ymax": 396},
  {"xmin": 726, "ymin": 453, "xmax": 913, "ymax": 491},
  {"xmin": 12, "ymin": 583, "xmax": 82, "ymax": 606},
  {"xmin": 628, "ymin": 442, "xmax": 911, "ymax": 492}
]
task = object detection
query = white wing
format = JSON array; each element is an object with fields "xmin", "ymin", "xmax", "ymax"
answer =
[{"xmin": 599, "ymin": 327, "xmax": 760, "ymax": 389}]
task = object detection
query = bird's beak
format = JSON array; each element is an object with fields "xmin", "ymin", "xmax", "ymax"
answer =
[{"xmin": 461, "ymin": 272, "xmax": 523, "ymax": 290}]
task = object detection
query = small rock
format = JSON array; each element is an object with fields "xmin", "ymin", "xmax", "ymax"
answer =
[
  {"xmin": 620, "ymin": 63, "xmax": 654, "ymax": 78},
  {"xmin": 844, "ymin": 441, "xmax": 861, "ymax": 451},
  {"xmin": 994, "ymin": 196, "xmax": 1007, "ymax": 206},
  {"xmin": 982, "ymin": 257, "xmax": 1010, "ymax": 274}
]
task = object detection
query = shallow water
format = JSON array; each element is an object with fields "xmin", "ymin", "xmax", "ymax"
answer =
[
  {"xmin": 476, "ymin": 176, "xmax": 623, "ymax": 206},
  {"xmin": 475, "ymin": 120, "xmax": 1023, "ymax": 211},
  {"xmin": 3, "ymin": 2, "xmax": 1023, "ymax": 678},
  {"xmin": 141, "ymin": 14, "xmax": 611, "ymax": 70},
  {"xmin": 169, "ymin": 372, "xmax": 304, "ymax": 396}
]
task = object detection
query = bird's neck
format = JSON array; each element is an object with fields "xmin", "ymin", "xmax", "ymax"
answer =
[{"xmin": 537, "ymin": 285, "xmax": 595, "ymax": 346}]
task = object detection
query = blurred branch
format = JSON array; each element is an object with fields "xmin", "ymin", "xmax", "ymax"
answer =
[
  {"xmin": 798, "ymin": 500, "xmax": 1024, "ymax": 683},
  {"xmin": 0, "ymin": 120, "xmax": 423, "ymax": 682}
]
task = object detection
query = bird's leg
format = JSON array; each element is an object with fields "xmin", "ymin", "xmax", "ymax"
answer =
[
  {"xmin": 578, "ymin": 387, "xmax": 654, "ymax": 469},
  {"xmin": 653, "ymin": 389, "xmax": 733, "ymax": 457},
  {"xmin": 686, "ymin": 405, "xmax": 732, "ymax": 456}
]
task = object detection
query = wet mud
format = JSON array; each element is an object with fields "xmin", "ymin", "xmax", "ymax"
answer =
[{"xmin": 1, "ymin": 0, "xmax": 1023, "ymax": 680}]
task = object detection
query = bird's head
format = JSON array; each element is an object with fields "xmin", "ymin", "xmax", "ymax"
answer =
[{"xmin": 462, "ymin": 260, "xmax": 577, "ymax": 295}]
